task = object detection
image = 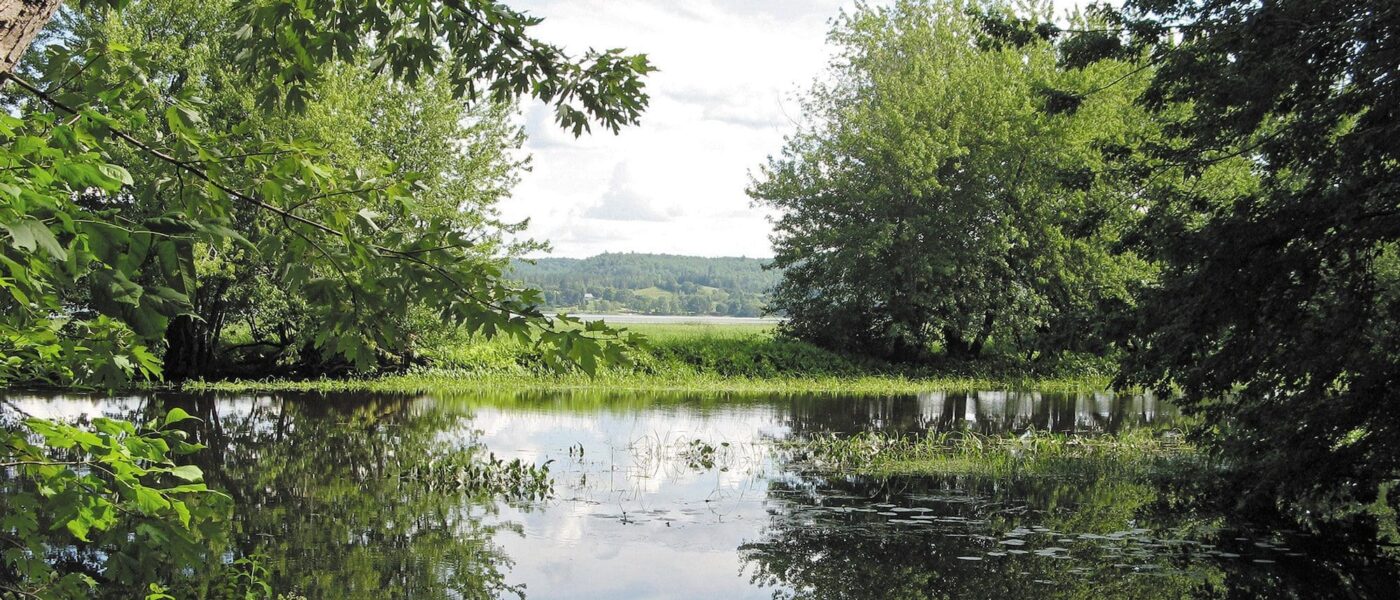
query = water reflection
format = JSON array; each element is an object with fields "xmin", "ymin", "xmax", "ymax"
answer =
[
  {"xmin": 177, "ymin": 394, "xmax": 529, "ymax": 599},
  {"xmin": 9, "ymin": 391, "xmax": 524, "ymax": 599},
  {"xmin": 780, "ymin": 390, "xmax": 1175, "ymax": 435},
  {"xmin": 745, "ymin": 472, "xmax": 1400, "ymax": 599},
  {"xmin": 3, "ymin": 389, "xmax": 1396, "ymax": 599}
]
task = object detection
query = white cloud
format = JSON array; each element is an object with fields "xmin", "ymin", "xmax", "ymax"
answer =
[
  {"xmin": 582, "ymin": 164, "xmax": 682, "ymax": 222},
  {"xmin": 500, "ymin": 0, "xmax": 1119, "ymax": 259}
]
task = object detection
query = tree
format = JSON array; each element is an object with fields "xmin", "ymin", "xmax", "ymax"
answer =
[
  {"xmin": 750, "ymin": 0, "xmax": 1154, "ymax": 361},
  {"xmin": 508, "ymin": 253, "xmax": 784, "ymax": 317},
  {"xmin": 18, "ymin": 1, "xmax": 546, "ymax": 379},
  {"xmin": 1081, "ymin": 0, "xmax": 1400, "ymax": 512},
  {"xmin": 0, "ymin": 0, "xmax": 654, "ymax": 386}
]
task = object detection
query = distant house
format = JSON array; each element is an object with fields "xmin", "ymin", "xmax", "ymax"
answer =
[{"xmin": 583, "ymin": 293, "xmax": 595, "ymax": 300}]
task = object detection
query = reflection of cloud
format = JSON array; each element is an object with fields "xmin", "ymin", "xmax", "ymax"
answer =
[{"xmin": 582, "ymin": 164, "xmax": 683, "ymax": 222}]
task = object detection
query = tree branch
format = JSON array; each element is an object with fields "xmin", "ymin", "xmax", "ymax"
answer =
[
  {"xmin": 2, "ymin": 72, "xmax": 348, "ymax": 240},
  {"xmin": 0, "ymin": 71, "xmax": 594, "ymax": 331}
]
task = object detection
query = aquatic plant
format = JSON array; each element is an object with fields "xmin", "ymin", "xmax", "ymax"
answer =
[{"xmin": 784, "ymin": 428, "xmax": 1195, "ymax": 478}]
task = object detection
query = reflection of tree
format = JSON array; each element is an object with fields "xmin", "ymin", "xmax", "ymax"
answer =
[
  {"xmin": 146, "ymin": 391, "xmax": 528, "ymax": 600},
  {"xmin": 777, "ymin": 391, "xmax": 1178, "ymax": 437},
  {"xmin": 741, "ymin": 471, "xmax": 1400, "ymax": 599},
  {"xmin": 423, "ymin": 388, "xmax": 1175, "ymax": 439}
]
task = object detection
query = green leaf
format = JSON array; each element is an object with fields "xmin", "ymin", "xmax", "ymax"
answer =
[
  {"xmin": 132, "ymin": 486, "xmax": 171, "ymax": 514},
  {"xmin": 356, "ymin": 208, "xmax": 382, "ymax": 231},
  {"xmin": 66, "ymin": 517, "xmax": 92, "ymax": 542},
  {"xmin": 172, "ymin": 501, "xmax": 191, "ymax": 528},
  {"xmin": 164, "ymin": 408, "xmax": 197, "ymax": 427},
  {"xmin": 167, "ymin": 465, "xmax": 203, "ymax": 482},
  {"xmin": 98, "ymin": 163, "xmax": 134, "ymax": 187},
  {"xmin": 107, "ymin": 270, "xmax": 144, "ymax": 307},
  {"xmin": 3, "ymin": 217, "xmax": 67, "ymax": 261}
]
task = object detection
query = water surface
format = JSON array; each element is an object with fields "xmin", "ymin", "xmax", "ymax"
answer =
[{"xmin": 6, "ymin": 389, "xmax": 1397, "ymax": 599}]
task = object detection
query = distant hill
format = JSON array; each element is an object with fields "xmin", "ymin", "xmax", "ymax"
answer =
[{"xmin": 509, "ymin": 253, "xmax": 782, "ymax": 317}]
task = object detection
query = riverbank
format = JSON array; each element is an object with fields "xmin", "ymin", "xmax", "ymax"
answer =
[
  {"xmin": 189, "ymin": 323, "xmax": 1116, "ymax": 395},
  {"xmin": 185, "ymin": 369, "xmax": 1112, "ymax": 395}
]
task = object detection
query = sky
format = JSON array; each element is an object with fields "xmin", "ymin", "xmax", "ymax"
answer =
[{"xmin": 500, "ymin": 0, "xmax": 1109, "ymax": 259}]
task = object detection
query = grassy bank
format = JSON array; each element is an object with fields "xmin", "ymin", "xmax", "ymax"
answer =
[
  {"xmin": 785, "ymin": 428, "xmax": 1196, "ymax": 478},
  {"xmin": 190, "ymin": 323, "xmax": 1116, "ymax": 395}
]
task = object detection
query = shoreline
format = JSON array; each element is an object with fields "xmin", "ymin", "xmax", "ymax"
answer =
[{"xmin": 182, "ymin": 369, "xmax": 1116, "ymax": 396}]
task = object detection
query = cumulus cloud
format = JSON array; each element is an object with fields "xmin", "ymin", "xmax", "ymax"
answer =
[
  {"xmin": 582, "ymin": 164, "xmax": 682, "ymax": 222},
  {"xmin": 500, "ymin": 0, "xmax": 1116, "ymax": 259}
]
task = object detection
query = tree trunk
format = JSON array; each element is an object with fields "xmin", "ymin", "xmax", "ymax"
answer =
[
  {"xmin": 968, "ymin": 310, "xmax": 996, "ymax": 357},
  {"xmin": 163, "ymin": 278, "xmax": 230, "ymax": 381},
  {"xmin": 942, "ymin": 328, "xmax": 972, "ymax": 359},
  {"xmin": 163, "ymin": 314, "xmax": 218, "ymax": 381},
  {"xmin": 1, "ymin": 0, "xmax": 62, "ymax": 76}
]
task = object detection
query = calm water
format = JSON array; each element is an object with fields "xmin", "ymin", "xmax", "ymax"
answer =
[{"xmin": 6, "ymin": 389, "xmax": 1399, "ymax": 599}]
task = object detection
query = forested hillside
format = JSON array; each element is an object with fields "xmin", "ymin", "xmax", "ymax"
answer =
[{"xmin": 510, "ymin": 254, "xmax": 781, "ymax": 316}]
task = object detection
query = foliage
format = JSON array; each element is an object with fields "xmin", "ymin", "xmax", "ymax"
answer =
[
  {"xmin": 416, "ymin": 322, "xmax": 877, "ymax": 377},
  {"xmin": 1070, "ymin": 0, "xmax": 1400, "ymax": 514},
  {"xmin": 509, "ymin": 253, "xmax": 783, "ymax": 317},
  {"xmin": 27, "ymin": 0, "xmax": 557, "ymax": 380},
  {"xmin": 0, "ymin": 0, "xmax": 647, "ymax": 595},
  {"xmin": 418, "ymin": 321, "xmax": 1119, "ymax": 380},
  {"xmin": 229, "ymin": 0, "xmax": 654, "ymax": 134},
  {"xmin": 0, "ymin": 0, "xmax": 653, "ymax": 387},
  {"xmin": 0, "ymin": 409, "xmax": 244, "ymax": 598},
  {"xmin": 750, "ymin": 0, "xmax": 1156, "ymax": 362}
]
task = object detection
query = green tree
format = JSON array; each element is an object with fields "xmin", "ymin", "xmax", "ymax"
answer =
[
  {"xmin": 749, "ymin": 0, "xmax": 1154, "ymax": 362},
  {"xmin": 0, "ymin": 0, "xmax": 650, "ymax": 595},
  {"xmin": 508, "ymin": 253, "xmax": 784, "ymax": 317},
  {"xmin": 0, "ymin": 0, "xmax": 653, "ymax": 387},
  {"xmin": 1078, "ymin": 0, "xmax": 1400, "ymax": 513},
  {"xmin": 22, "ymin": 0, "xmax": 546, "ymax": 379}
]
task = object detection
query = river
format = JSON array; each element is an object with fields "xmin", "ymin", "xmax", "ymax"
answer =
[{"xmin": 4, "ymin": 389, "xmax": 1397, "ymax": 599}]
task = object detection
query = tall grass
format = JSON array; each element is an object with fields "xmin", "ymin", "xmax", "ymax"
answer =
[
  {"xmin": 787, "ymin": 428, "xmax": 1194, "ymax": 478},
  {"xmin": 191, "ymin": 323, "xmax": 1117, "ymax": 394}
]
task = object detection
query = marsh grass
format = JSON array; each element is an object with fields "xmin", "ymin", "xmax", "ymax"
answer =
[
  {"xmin": 193, "ymin": 323, "xmax": 1115, "ymax": 394},
  {"xmin": 786, "ymin": 428, "xmax": 1194, "ymax": 478},
  {"xmin": 186, "ymin": 369, "xmax": 1111, "ymax": 395}
]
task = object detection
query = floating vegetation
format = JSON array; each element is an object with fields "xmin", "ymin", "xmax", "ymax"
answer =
[
  {"xmin": 782, "ymin": 428, "xmax": 1197, "ymax": 478},
  {"xmin": 402, "ymin": 450, "xmax": 553, "ymax": 501},
  {"xmin": 678, "ymin": 438, "xmax": 729, "ymax": 470}
]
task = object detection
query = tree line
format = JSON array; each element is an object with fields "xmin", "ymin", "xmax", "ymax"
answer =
[{"xmin": 510, "ymin": 253, "xmax": 781, "ymax": 317}]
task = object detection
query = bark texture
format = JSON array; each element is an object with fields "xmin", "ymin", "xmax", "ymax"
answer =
[{"xmin": 1, "ymin": 0, "xmax": 62, "ymax": 76}]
